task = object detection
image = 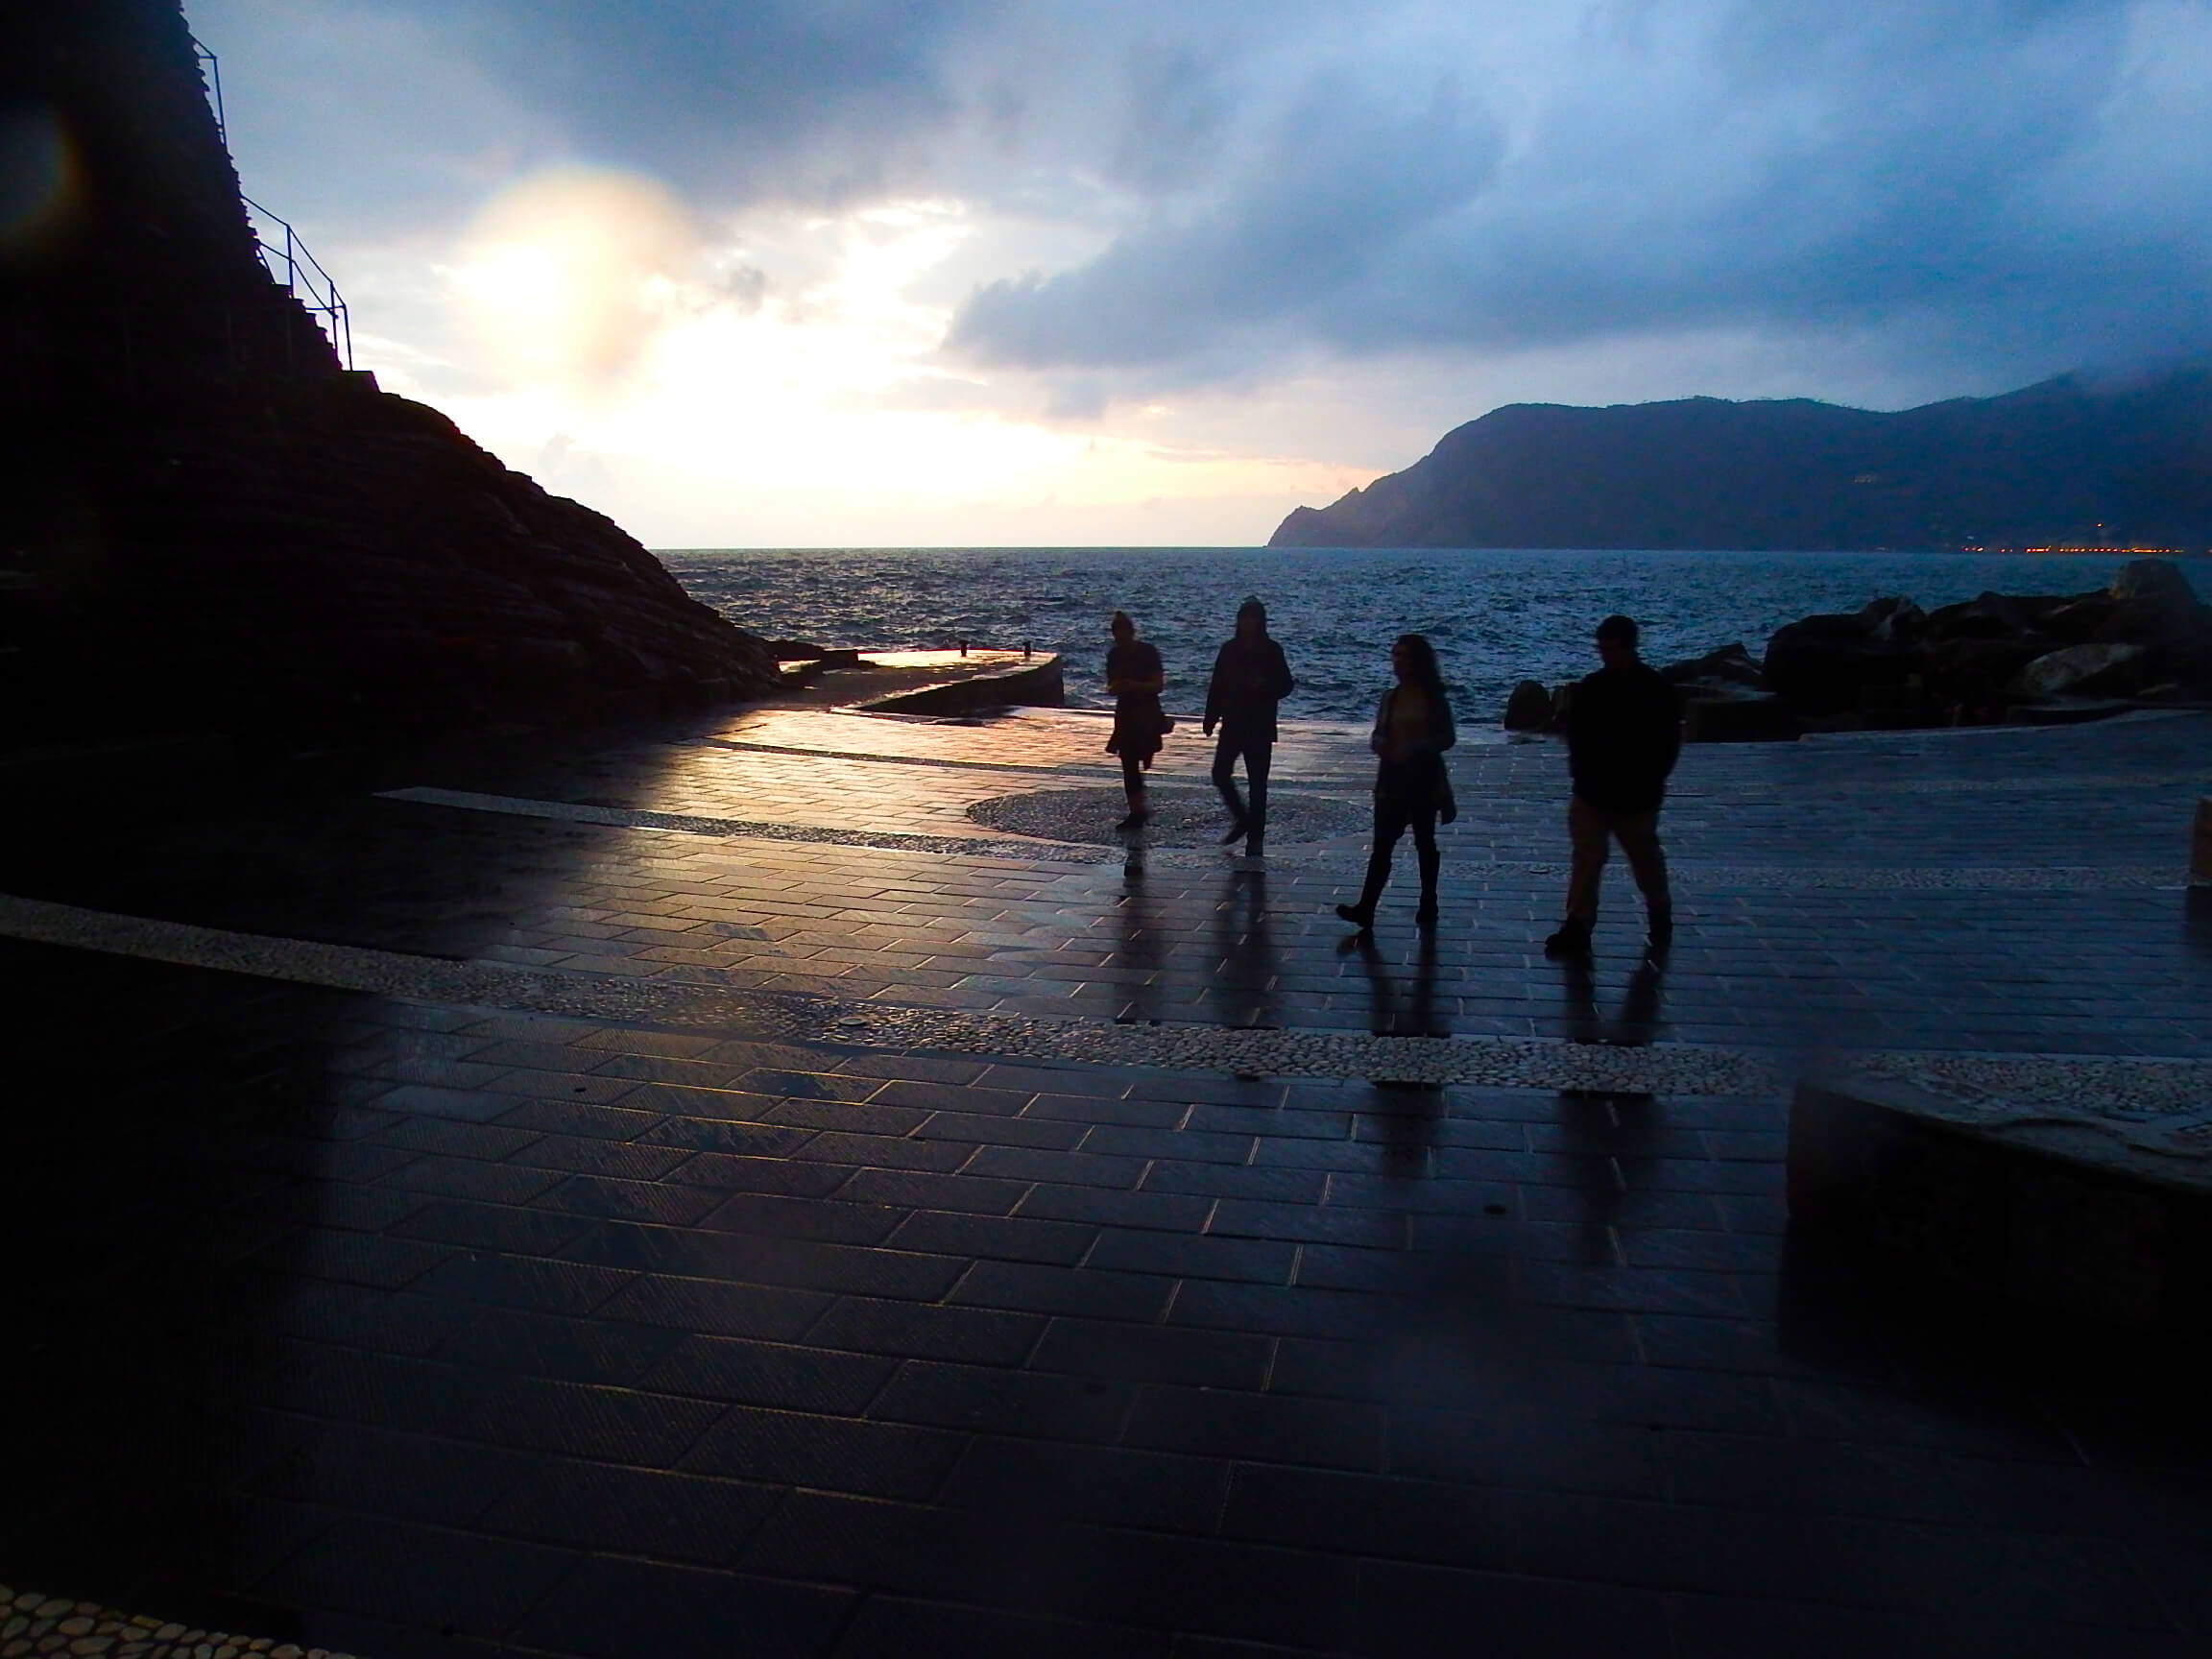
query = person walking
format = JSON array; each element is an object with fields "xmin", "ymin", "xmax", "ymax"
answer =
[
  {"xmin": 1545, "ymin": 613, "xmax": 1679, "ymax": 957},
  {"xmin": 1104, "ymin": 611, "xmax": 1167, "ymax": 830},
  {"xmin": 1336, "ymin": 634, "xmax": 1455, "ymax": 932},
  {"xmin": 1203, "ymin": 597, "xmax": 1295, "ymax": 856}
]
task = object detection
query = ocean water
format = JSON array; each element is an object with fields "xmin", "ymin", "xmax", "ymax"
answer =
[{"xmin": 661, "ymin": 547, "xmax": 2204, "ymax": 725}]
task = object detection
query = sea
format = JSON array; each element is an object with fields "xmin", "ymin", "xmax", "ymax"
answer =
[{"xmin": 661, "ymin": 547, "xmax": 2206, "ymax": 726}]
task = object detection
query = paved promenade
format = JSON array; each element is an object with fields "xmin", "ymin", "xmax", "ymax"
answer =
[{"xmin": 3, "ymin": 703, "xmax": 2210, "ymax": 1657}]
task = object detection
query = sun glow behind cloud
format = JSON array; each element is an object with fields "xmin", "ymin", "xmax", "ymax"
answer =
[{"xmin": 411, "ymin": 169, "xmax": 1365, "ymax": 544}]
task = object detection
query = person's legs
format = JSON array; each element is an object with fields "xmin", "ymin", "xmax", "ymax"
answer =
[
  {"xmin": 1244, "ymin": 738, "xmax": 1272, "ymax": 844},
  {"xmin": 1548, "ymin": 795, "xmax": 1608, "ymax": 954},
  {"xmin": 1212, "ymin": 728, "xmax": 1247, "ymax": 837},
  {"xmin": 1339, "ymin": 793, "xmax": 1409, "ymax": 926},
  {"xmin": 1614, "ymin": 807, "xmax": 1672, "ymax": 943},
  {"xmin": 1411, "ymin": 807, "xmax": 1440, "ymax": 926},
  {"xmin": 1119, "ymin": 754, "xmax": 1148, "ymax": 827},
  {"xmin": 1563, "ymin": 796, "xmax": 1609, "ymax": 922}
]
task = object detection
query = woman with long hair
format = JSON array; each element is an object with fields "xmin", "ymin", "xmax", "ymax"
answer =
[
  {"xmin": 1104, "ymin": 611, "xmax": 1167, "ymax": 830},
  {"xmin": 1336, "ymin": 633, "xmax": 1456, "ymax": 930}
]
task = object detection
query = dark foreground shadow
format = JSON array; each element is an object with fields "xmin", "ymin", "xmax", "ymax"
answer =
[
  {"xmin": 1559, "ymin": 953, "xmax": 1666, "ymax": 1047},
  {"xmin": 0, "ymin": 940, "xmax": 346, "ymax": 1642}
]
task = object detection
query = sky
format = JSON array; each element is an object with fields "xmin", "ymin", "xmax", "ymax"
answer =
[{"xmin": 189, "ymin": 0, "xmax": 2212, "ymax": 547}]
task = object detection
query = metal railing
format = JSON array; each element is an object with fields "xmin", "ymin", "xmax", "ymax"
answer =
[
  {"xmin": 243, "ymin": 196, "xmax": 353, "ymax": 369},
  {"xmin": 191, "ymin": 36, "xmax": 354, "ymax": 370},
  {"xmin": 192, "ymin": 36, "xmax": 227, "ymax": 141}
]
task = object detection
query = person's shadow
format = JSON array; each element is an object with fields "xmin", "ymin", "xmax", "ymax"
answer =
[
  {"xmin": 1344, "ymin": 927, "xmax": 1448, "ymax": 1039},
  {"xmin": 1559, "ymin": 953, "xmax": 1666, "ymax": 1047},
  {"xmin": 1554, "ymin": 953, "xmax": 1669, "ymax": 1261},
  {"xmin": 1213, "ymin": 866, "xmax": 1281, "ymax": 1029},
  {"xmin": 1110, "ymin": 858, "xmax": 1167, "ymax": 1025},
  {"xmin": 1553, "ymin": 1086, "xmax": 1663, "ymax": 1263}
]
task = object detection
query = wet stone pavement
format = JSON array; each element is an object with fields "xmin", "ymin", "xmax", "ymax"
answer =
[{"xmin": 4, "ymin": 704, "xmax": 2212, "ymax": 1657}]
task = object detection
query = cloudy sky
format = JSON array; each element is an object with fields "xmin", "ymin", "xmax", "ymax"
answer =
[{"xmin": 191, "ymin": 0, "xmax": 2212, "ymax": 546}]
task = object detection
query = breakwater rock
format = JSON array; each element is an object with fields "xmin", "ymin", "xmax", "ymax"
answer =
[{"xmin": 1503, "ymin": 559, "xmax": 2212, "ymax": 739}]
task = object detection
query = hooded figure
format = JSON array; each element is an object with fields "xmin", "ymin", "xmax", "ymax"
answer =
[{"xmin": 1203, "ymin": 596, "xmax": 1295, "ymax": 855}]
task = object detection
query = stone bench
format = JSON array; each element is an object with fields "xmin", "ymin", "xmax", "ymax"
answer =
[{"xmin": 1788, "ymin": 1069, "xmax": 2212, "ymax": 1339}]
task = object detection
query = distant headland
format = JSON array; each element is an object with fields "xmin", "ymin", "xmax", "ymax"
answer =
[{"xmin": 1269, "ymin": 372, "xmax": 2212, "ymax": 554}]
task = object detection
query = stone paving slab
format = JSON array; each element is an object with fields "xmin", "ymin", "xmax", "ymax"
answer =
[
  {"xmin": 9, "ymin": 703, "xmax": 2212, "ymax": 1657},
  {"xmin": 6, "ymin": 709, "xmax": 2210, "ymax": 1060},
  {"xmin": 9, "ymin": 941, "xmax": 2212, "ymax": 1658},
  {"xmin": 9, "ymin": 890, "xmax": 2212, "ymax": 1122}
]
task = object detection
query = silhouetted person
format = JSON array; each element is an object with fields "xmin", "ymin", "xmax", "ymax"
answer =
[
  {"xmin": 1104, "ymin": 611, "xmax": 1167, "ymax": 830},
  {"xmin": 1337, "ymin": 634, "xmax": 1455, "ymax": 932},
  {"xmin": 1546, "ymin": 613, "xmax": 1679, "ymax": 958},
  {"xmin": 1203, "ymin": 597, "xmax": 1295, "ymax": 857}
]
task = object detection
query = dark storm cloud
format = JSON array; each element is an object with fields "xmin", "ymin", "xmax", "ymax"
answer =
[
  {"xmin": 197, "ymin": 0, "xmax": 2212, "ymax": 397},
  {"xmin": 435, "ymin": 0, "xmax": 980, "ymax": 201},
  {"xmin": 951, "ymin": 0, "xmax": 2212, "ymax": 381},
  {"xmin": 954, "ymin": 71, "xmax": 1503, "ymax": 366}
]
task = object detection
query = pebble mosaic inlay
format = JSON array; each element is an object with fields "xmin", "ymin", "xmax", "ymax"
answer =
[
  {"xmin": 7, "ymin": 889, "xmax": 2209, "ymax": 1121},
  {"xmin": 966, "ymin": 784, "xmax": 1371, "ymax": 848},
  {"xmin": 0, "ymin": 1587, "xmax": 354, "ymax": 1659}
]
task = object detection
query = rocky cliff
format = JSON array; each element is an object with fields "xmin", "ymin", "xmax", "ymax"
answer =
[
  {"xmin": 0, "ymin": 0, "xmax": 780, "ymax": 744},
  {"xmin": 1271, "ymin": 373, "xmax": 2212, "ymax": 552}
]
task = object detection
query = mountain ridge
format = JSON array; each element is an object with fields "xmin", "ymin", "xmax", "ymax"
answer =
[{"xmin": 1268, "ymin": 373, "xmax": 2212, "ymax": 552}]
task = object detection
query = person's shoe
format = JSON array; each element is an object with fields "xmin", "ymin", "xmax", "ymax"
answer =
[
  {"xmin": 1218, "ymin": 817, "xmax": 1249, "ymax": 845},
  {"xmin": 1414, "ymin": 900, "xmax": 1438, "ymax": 929},
  {"xmin": 1116, "ymin": 810, "xmax": 1148, "ymax": 831},
  {"xmin": 1334, "ymin": 902, "xmax": 1375, "ymax": 930},
  {"xmin": 1543, "ymin": 918, "xmax": 1593, "ymax": 958}
]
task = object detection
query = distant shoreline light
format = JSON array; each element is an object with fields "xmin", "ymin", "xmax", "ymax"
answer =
[{"xmin": 1959, "ymin": 544, "xmax": 2200, "ymax": 556}]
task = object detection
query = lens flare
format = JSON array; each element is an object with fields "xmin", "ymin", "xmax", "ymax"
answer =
[{"xmin": 0, "ymin": 104, "xmax": 78, "ymax": 252}]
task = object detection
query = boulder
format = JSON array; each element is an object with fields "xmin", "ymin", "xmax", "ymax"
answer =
[
  {"xmin": 1920, "ymin": 637, "xmax": 2045, "ymax": 709},
  {"xmin": 1659, "ymin": 642, "xmax": 1764, "ymax": 689},
  {"xmin": 1502, "ymin": 679, "xmax": 1555, "ymax": 732},
  {"xmin": 2090, "ymin": 575, "xmax": 2212, "ymax": 690},
  {"xmin": 2010, "ymin": 642, "xmax": 2147, "ymax": 699},
  {"xmin": 2033, "ymin": 596, "xmax": 2118, "ymax": 645},
  {"xmin": 2109, "ymin": 558, "xmax": 2201, "ymax": 609},
  {"xmin": 1762, "ymin": 613, "xmax": 1917, "ymax": 716},
  {"xmin": 1857, "ymin": 595, "xmax": 1927, "ymax": 643},
  {"xmin": 1923, "ymin": 590, "xmax": 2089, "ymax": 646},
  {"xmin": 1924, "ymin": 593, "xmax": 2025, "ymax": 643}
]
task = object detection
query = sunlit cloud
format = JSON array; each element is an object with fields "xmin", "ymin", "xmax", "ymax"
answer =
[
  {"xmin": 427, "ymin": 193, "xmax": 1367, "ymax": 542},
  {"xmin": 450, "ymin": 165, "xmax": 699, "ymax": 387}
]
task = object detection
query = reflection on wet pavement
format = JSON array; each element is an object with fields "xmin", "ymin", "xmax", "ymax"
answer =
[{"xmin": 5, "ymin": 706, "xmax": 2212, "ymax": 1656}]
